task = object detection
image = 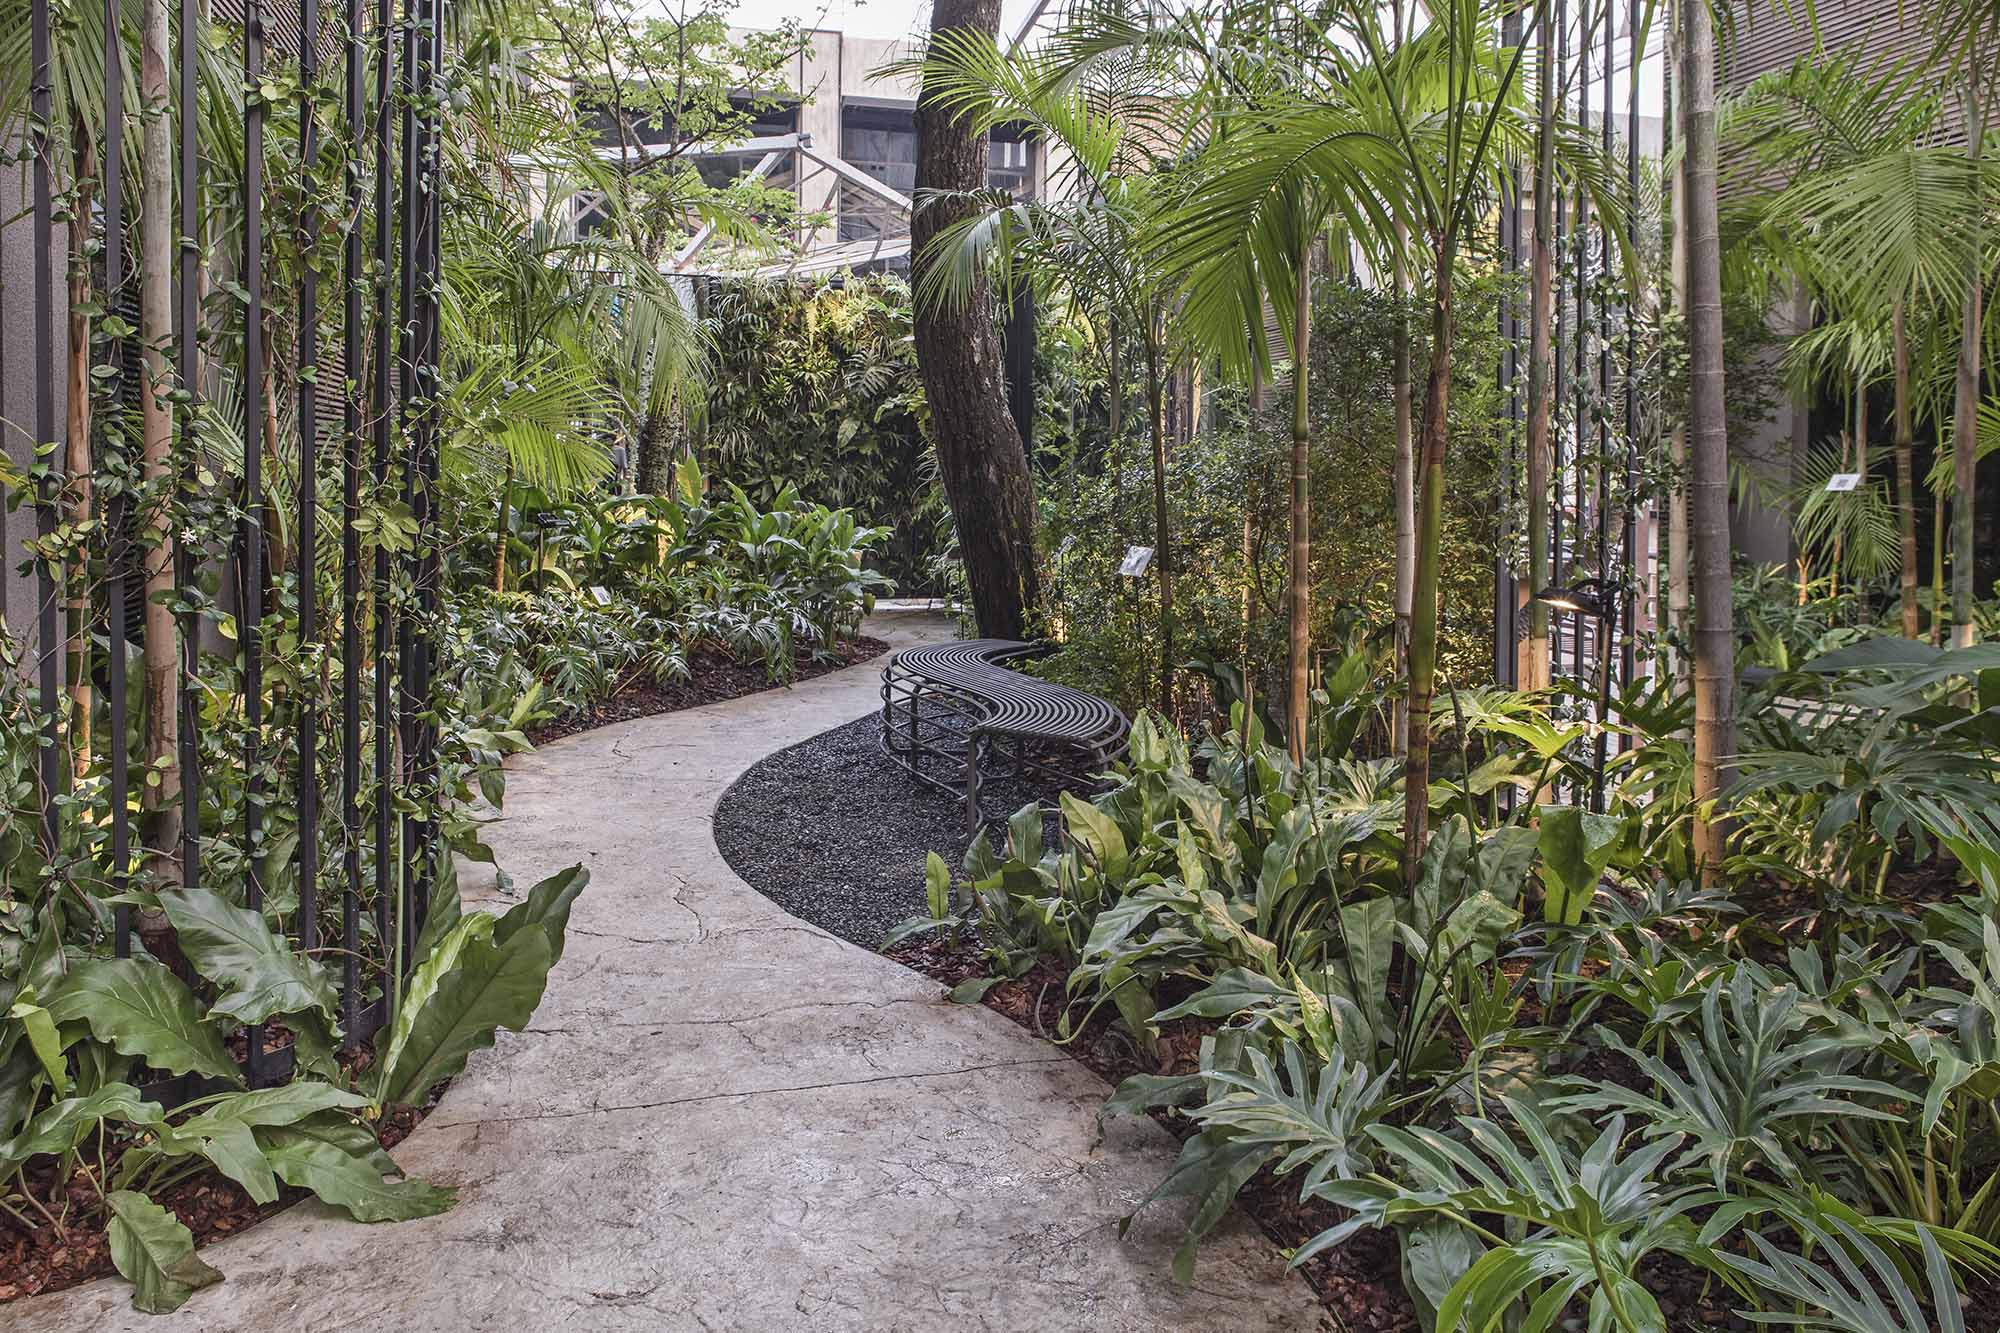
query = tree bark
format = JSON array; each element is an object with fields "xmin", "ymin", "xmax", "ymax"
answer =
[
  {"xmin": 1287, "ymin": 239, "xmax": 1313, "ymax": 761},
  {"xmin": 139, "ymin": 0, "xmax": 180, "ymax": 866},
  {"xmin": 1401, "ymin": 252, "xmax": 1454, "ymax": 886},
  {"xmin": 1951, "ymin": 81, "xmax": 1984, "ymax": 648},
  {"xmin": 635, "ymin": 405, "xmax": 672, "ymax": 494},
  {"xmin": 67, "ymin": 126, "xmax": 98, "ymax": 772},
  {"xmin": 1523, "ymin": 3, "xmax": 1555, "ymax": 693},
  {"xmin": 1682, "ymin": 0, "xmax": 1736, "ymax": 876},
  {"xmin": 1391, "ymin": 222, "xmax": 1415, "ymax": 745},
  {"xmin": 1893, "ymin": 301, "xmax": 1919, "ymax": 637},
  {"xmin": 912, "ymin": 0, "xmax": 1040, "ymax": 640}
]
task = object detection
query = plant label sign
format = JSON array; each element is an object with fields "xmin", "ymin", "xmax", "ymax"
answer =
[
  {"xmin": 1119, "ymin": 545, "xmax": 1155, "ymax": 577},
  {"xmin": 588, "ymin": 585, "xmax": 613, "ymax": 606},
  {"xmin": 1824, "ymin": 473, "xmax": 1862, "ymax": 492}
]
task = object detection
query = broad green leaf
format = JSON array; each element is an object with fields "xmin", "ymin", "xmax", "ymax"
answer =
[
  {"xmin": 1100, "ymin": 1072, "xmax": 1205, "ymax": 1124},
  {"xmin": 948, "ymin": 976, "xmax": 1003, "ymax": 1004},
  {"xmin": 253, "ymin": 1114, "xmax": 455, "ymax": 1222},
  {"xmin": 376, "ymin": 924, "xmax": 556, "ymax": 1106},
  {"xmin": 153, "ymin": 1085, "xmax": 376, "ymax": 1205},
  {"xmin": 161, "ymin": 886, "xmax": 339, "ymax": 1026},
  {"xmin": 1154, "ymin": 967, "xmax": 1291, "ymax": 1021},
  {"xmin": 490, "ymin": 863, "xmax": 589, "ymax": 967},
  {"xmin": 106, "ymin": 1190, "xmax": 223, "ymax": 1313},
  {"xmin": 1400, "ymin": 1219, "xmax": 1484, "ymax": 1333},
  {"xmin": 1335, "ymin": 896, "xmax": 1396, "ymax": 1031},
  {"xmin": 923, "ymin": 851, "xmax": 952, "ymax": 919},
  {"xmin": 43, "ymin": 959, "xmax": 241, "ymax": 1084},
  {"xmin": 0, "ymin": 1084, "xmax": 163, "ymax": 1174},
  {"xmin": 1061, "ymin": 791, "xmax": 1129, "ymax": 879},
  {"xmin": 7, "ymin": 991, "xmax": 69, "ymax": 1097},
  {"xmin": 1131, "ymin": 1130, "xmax": 1269, "ymax": 1283},
  {"xmin": 1537, "ymin": 805, "xmax": 1622, "ymax": 926},
  {"xmin": 1473, "ymin": 825, "xmax": 1540, "ymax": 905}
]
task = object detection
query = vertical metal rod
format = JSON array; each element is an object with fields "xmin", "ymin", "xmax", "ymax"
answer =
[
  {"xmin": 241, "ymin": 0, "xmax": 267, "ymax": 1086},
  {"xmin": 297, "ymin": 0, "xmax": 322, "ymax": 955},
  {"xmin": 342, "ymin": 0, "xmax": 365, "ymax": 1040},
  {"xmin": 31, "ymin": 0, "xmax": 62, "ymax": 857},
  {"xmin": 372, "ymin": 0, "xmax": 396, "ymax": 991},
  {"xmin": 1552, "ymin": 0, "xmax": 1568, "ymax": 686},
  {"xmin": 395, "ymin": 0, "xmax": 420, "ymax": 971},
  {"xmin": 1598, "ymin": 0, "xmax": 1614, "ymax": 702},
  {"xmin": 176, "ymin": 0, "xmax": 201, "ymax": 887},
  {"xmin": 409, "ymin": 0, "xmax": 443, "ymax": 941},
  {"xmin": 1572, "ymin": 0, "xmax": 1590, "ymax": 686},
  {"xmin": 106, "ymin": 0, "xmax": 132, "ymax": 955},
  {"xmin": 1623, "ymin": 0, "xmax": 1642, "ymax": 696}
]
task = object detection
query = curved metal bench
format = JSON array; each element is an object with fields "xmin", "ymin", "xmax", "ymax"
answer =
[{"xmin": 880, "ymin": 639, "xmax": 1130, "ymax": 833}]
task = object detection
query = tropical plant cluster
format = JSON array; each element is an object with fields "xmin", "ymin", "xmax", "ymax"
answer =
[{"xmin": 895, "ymin": 630, "xmax": 2000, "ymax": 1328}]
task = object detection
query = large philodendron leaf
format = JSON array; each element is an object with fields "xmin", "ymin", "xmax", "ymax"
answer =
[
  {"xmin": 43, "ymin": 959, "xmax": 241, "ymax": 1084},
  {"xmin": 105, "ymin": 1190, "xmax": 224, "ymax": 1313},
  {"xmin": 161, "ymin": 885, "xmax": 340, "ymax": 1027},
  {"xmin": 375, "ymin": 865, "xmax": 587, "ymax": 1107},
  {"xmin": 144, "ymin": 1084, "xmax": 377, "ymax": 1205},
  {"xmin": 0, "ymin": 1084, "xmax": 164, "ymax": 1176},
  {"xmin": 254, "ymin": 1113, "xmax": 455, "ymax": 1221},
  {"xmin": 1537, "ymin": 805, "xmax": 1623, "ymax": 926}
]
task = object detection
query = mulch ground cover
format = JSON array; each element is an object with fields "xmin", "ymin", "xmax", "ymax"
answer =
[{"xmin": 526, "ymin": 635, "xmax": 889, "ymax": 745}]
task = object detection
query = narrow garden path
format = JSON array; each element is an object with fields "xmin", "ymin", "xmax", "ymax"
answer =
[{"xmin": 24, "ymin": 611, "xmax": 1318, "ymax": 1332}]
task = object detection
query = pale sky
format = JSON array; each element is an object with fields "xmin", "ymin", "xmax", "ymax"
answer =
[{"xmin": 723, "ymin": 0, "xmax": 1042, "ymax": 42}]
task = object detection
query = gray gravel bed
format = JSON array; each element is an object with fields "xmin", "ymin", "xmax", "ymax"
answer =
[{"xmin": 713, "ymin": 713, "xmax": 1056, "ymax": 949}]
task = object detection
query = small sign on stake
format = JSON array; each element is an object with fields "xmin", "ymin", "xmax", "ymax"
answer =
[
  {"xmin": 1119, "ymin": 545, "xmax": 1155, "ymax": 577},
  {"xmin": 1824, "ymin": 473, "xmax": 1862, "ymax": 493}
]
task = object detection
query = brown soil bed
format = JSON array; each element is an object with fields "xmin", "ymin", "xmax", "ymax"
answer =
[
  {"xmin": 1, "ymin": 1056, "xmax": 437, "ymax": 1304},
  {"xmin": 527, "ymin": 635, "xmax": 889, "ymax": 744}
]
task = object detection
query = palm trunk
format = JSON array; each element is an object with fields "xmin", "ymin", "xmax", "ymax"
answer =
[
  {"xmin": 1401, "ymin": 252, "xmax": 1455, "ymax": 885},
  {"xmin": 139, "ymin": 0, "xmax": 180, "ymax": 866},
  {"xmin": 1893, "ymin": 301, "xmax": 1919, "ymax": 637},
  {"xmin": 1244, "ymin": 361, "xmax": 1262, "ymax": 660},
  {"xmin": 66, "ymin": 126, "xmax": 98, "ymax": 773},
  {"xmin": 1951, "ymin": 81, "xmax": 1984, "ymax": 649},
  {"xmin": 137, "ymin": 0, "xmax": 180, "ymax": 868},
  {"xmin": 493, "ymin": 459, "xmax": 514, "ymax": 593},
  {"xmin": 1391, "ymin": 222, "xmax": 1415, "ymax": 744},
  {"xmin": 1145, "ymin": 331, "xmax": 1174, "ymax": 716},
  {"xmin": 1287, "ymin": 240, "xmax": 1313, "ymax": 761},
  {"xmin": 1524, "ymin": 6, "xmax": 1555, "ymax": 692},
  {"xmin": 1682, "ymin": 0, "xmax": 1736, "ymax": 875}
]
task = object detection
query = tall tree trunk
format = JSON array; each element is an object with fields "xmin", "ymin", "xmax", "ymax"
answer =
[
  {"xmin": 1893, "ymin": 301, "xmax": 1919, "ymax": 637},
  {"xmin": 1244, "ymin": 360, "xmax": 1262, "ymax": 660},
  {"xmin": 1287, "ymin": 239, "xmax": 1313, "ymax": 761},
  {"xmin": 1145, "ymin": 333, "xmax": 1173, "ymax": 716},
  {"xmin": 1682, "ymin": 0, "xmax": 1736, "ymax": 875},
  {"xmin": 912, "ymin": 0, "xmax": 1040, "ymax": 640},
  {"xmin": 635, "ymin": 406, "xmax": 672, "ymax": 494},
  {"xmin": 1401, "ymin": 251, "xmax": 1455, "ymax": 885},
  {"xmin": 1524, "ymin": 3, "xmax": 1555, "ymax": 692},
  {"xmin": 1392, "ymin": 222, "xmax": 1415, "ymax": 746},
  {"xmin": 67, "ymin": 127, "xmax": 98, "ymax": 772},
  {"xmin": 1951, "ymin": 82, "xmax": 1984, "ymax": 649},
  {"xmin": 493, "ymin": 459, "xmax": 514, "ymax": 593},
  {"xmin": 140, "ymin": 0, "xmax": 180, "ymax": 867}
]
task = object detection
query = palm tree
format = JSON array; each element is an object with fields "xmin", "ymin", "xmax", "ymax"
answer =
[
  {"xmin": 1679, "ymin": 0, "xmax": 1734, "ymax": 875},
  {"xmin": 907, "ymin": 25, "xmax": 1194, "ymax": 711}
]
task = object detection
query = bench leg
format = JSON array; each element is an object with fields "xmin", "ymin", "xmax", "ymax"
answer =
[{"xmin": 964, "ymin": 731, "xmax": 983, "ymax": 836}]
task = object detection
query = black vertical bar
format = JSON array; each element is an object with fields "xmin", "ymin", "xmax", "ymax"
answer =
[
  {"xmin": 1599, "ymin": 0, "xmax": 1614, "ymax": 680},
  {"xmin": 409, "ymin": 0, "xmax": 443, "ymax": 942},
  {"xmin": 372, "ymin": 0, "xmax": 395, "ymax": 990},
  {"xmin": 1497, "ymin": 6, "xmax": 1524, "ymax": 690},
  {"xmin": 395, "ymin": 0, "xmax": 419, "ymax": 973},
  {"xmin": 176, "ymin": 0, "xmax": 201, "ymax": 888},
  {"xmin": 31, "ymin": 0, "xmax": 62, "ymax": 857},
  {"xmin": 1552, "ymin": 0, "xmax": 1568, "ymax": 684},
  {"xmin": 341, "ymin": 0, "xmax": 365, "ymax": 1041},
  {"xmin": 242, "ymin": 0, "xmax": 267, "ymax": 1086},
  {"xmin": 297, "ymin": 0, "xmax": 322, "ymax": 955},
  {"xmin": 1623, "ymin": 0, "xmax": 1641, "ymax": 697},
  {"xmin": 106, "ymin": 0, "xmax": 132, "ymax": 955}
]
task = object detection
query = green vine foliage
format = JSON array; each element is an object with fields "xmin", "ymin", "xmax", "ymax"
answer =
[{"xmin": 701, "ymin": 275, "xmax": 946, "ymax": 593}]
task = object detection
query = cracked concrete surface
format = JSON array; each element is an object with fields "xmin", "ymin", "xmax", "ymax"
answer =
[{"xmin": 15, "ymin": 611, "xmax": 1320, "ymax": 1332}]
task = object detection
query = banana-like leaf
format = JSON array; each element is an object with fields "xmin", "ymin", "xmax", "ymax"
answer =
[
  {"xmin": 253, "ymin": 1113, "xmax": 455, "ymax": 1222},
  {"xmin": 43, "ymin": 959, "xmax": 241, "ymax": 1084},
  {"xmin": 376, "ymin": 920, "xmax": 553, "ymax": 1106},
  {"xmin": 148, "ymin": 1084, "xmax": 375, "ymax": 1205},
  {"xmin": 105, "ymin": 1190, "xmax": 224, "ymax": 1314},
  {"xmin": 0, "ymin": 1083, "xmax": 163, "ymax": 1175},
  {"xmin": 161, "ymin": 885, "xmax": 340, "ymax": 1027}
]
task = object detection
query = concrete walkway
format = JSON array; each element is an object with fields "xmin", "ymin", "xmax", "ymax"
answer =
[{"xmin": 19, "ymin": 612, "xmax": 1319, "ymax": 1332}]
